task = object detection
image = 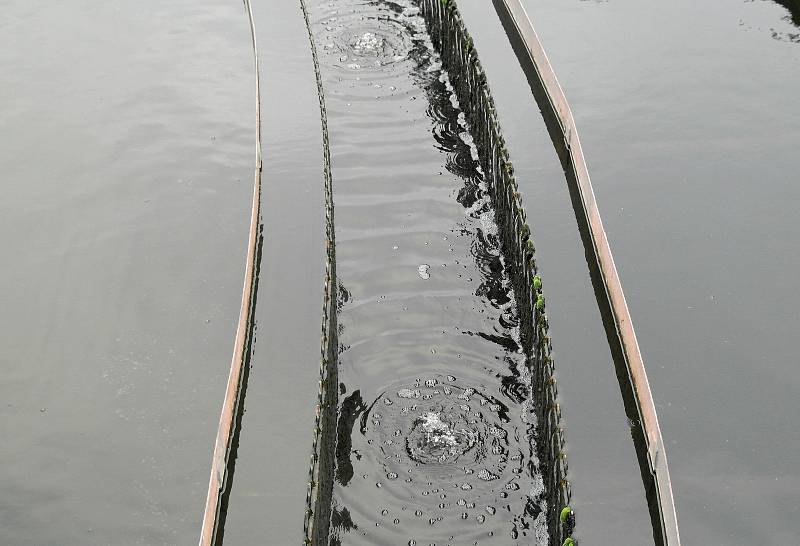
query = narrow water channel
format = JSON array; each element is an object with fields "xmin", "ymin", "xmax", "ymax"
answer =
[{"xmin": 308, "ymin": 1, "xmax": 549, "ymax": 544}]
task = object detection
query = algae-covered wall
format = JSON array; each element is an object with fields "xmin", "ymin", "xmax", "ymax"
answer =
[
  {"xmin": 300, "ymin": 0, "xmax": 339, "ymax": 542},
  {"xmin": 419, "ymin": 1, "xmax": 575, "ymax": 544}
]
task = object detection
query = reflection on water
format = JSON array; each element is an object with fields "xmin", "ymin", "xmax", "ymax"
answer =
[
  {"xmin": 762, "ymin": 0, "xmax": 800, "ymax": 42},
  {"xmin": 309, "ymin": 0, "xmax": 549, "ymax": 544},
  {"xmin": 771, "ymin": 0, "xmax": 800, "ymax": 27},
  {"xmin": 739, "ymin": 0, "xmax": 800, "ymax": 42}
]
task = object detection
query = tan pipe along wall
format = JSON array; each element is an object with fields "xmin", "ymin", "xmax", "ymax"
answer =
[{"xmin": 489, "ymin": 0, "xmax": 681, "ymax": 544}]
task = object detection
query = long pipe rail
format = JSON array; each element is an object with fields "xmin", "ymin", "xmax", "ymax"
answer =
[
  {"xmin": 491, "ymin": 1, "xmax": 681, "ymax": 544},
  {"xmin": 199, "ymin": 0, "xmax": 262, "ymax": 544}
]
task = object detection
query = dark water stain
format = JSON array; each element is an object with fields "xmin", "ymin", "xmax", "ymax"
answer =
[{"xmin": 336, "ymin": 390, "xmax": 369, "ymax": 486}]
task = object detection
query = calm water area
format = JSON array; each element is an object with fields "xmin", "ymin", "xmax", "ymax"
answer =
[{"xmin": 1, "ymin": 0, "xmax": 253, "ymax": 543}]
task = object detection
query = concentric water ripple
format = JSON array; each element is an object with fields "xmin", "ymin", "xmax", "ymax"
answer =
[
  {"xmin": 332, "ymin": 374, "xmax": 543, "ymax": 544},
  {"xmin": 372, "ymin": 376, "xmax": 512, "ymax": 474},
  {"xmin": 316, "ymin": 2, "xmax": 428, "ymax": 78}
]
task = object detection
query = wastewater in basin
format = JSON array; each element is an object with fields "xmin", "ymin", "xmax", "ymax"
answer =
[{"xmin": 308, "ymin": 0, "xmax": 549, "ymax": 543}]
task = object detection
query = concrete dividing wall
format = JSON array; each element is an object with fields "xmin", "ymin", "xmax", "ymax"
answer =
[{"xmin": 219, "ymin": 1, "xmax": 329, "ymax": 544}]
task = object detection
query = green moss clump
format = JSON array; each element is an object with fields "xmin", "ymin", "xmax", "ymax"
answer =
[
  {"xmin": 533, "ymin": 275, "xmax": 542, "ymax": 291},
  {"xmin": 535, "ymin": 294, "xmax": 545, "ymax": 311},
  {"xmin": 562, "ymin": 539, "xmax": 575, "ymax": 546}
]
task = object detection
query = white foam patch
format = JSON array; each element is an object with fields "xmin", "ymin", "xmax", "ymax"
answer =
[{"xmin": 353, "ymin": 31, "xmax": 382, "ymax": 53}]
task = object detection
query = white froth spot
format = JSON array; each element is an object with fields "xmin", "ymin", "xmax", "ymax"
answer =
[
  {"xmin": 353, "ymin": 31, "xmax": 382, "ymax": 53},
  {"xmin": 418, "ymin": 264, "xmax": 430, "ymax": 279}
]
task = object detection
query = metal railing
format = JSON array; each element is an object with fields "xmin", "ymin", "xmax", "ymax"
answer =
[
  {"xmin": 490, "ymin": 0, "xmax": 681, "ymax": 544},
  {"xmin": 198, "ymin": 0, "xmax": 262, "ymax": 544}
]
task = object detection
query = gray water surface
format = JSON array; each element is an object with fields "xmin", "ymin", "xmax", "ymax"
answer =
[
  {"xmin": 0, "ymin": 1, "xmax": 253, "ymax": 543},
  {"xmin": 3, "ymin": 0, "xmax": 799, "ymax": 543}
]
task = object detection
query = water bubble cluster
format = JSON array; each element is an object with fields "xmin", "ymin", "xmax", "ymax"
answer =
[{"xmin": 342, "ymin": 375, "xmax": 533, "ymax": 541}]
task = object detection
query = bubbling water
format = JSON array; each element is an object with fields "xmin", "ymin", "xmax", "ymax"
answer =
[
  {"xmin": 407, "ymin": 411, "xmax": 477, "ymax": 465},
  {"xmin": 352, "ymin": 32, "xmax": 383, "ymax": 54},
  {"xmin": 375, "ymin": 377, "xmax": 510, "ymax": 481},
  {"xmin": 317, "ymin": 6, "xmax": 423, "ymax": 74},
  {"xmin": 358, "ymin": 376, "xmax": 522, "ymax": 531}
]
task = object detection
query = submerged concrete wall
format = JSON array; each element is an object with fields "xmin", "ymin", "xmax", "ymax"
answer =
[{"xmin": 300, "ymin": 0, "xmax": 339, "ymax": 543}]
